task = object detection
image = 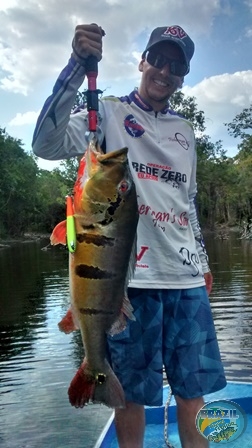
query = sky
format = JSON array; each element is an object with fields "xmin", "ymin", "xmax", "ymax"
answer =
[{"xmin": 0, "ymin": 0, "xmax": 252, "ymax": 170}]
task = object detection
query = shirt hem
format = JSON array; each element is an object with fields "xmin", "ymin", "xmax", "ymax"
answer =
[{"xmin": 129, "ymin": 279, "xmax": 206, "ymax": 289}]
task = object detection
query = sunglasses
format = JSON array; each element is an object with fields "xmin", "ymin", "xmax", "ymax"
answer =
[{"xmin": 145, "ymin": 51, "xmax": 189, "ymax": 77}]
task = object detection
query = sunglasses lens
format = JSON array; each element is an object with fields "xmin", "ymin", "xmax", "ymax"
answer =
[
  {"xmin": 146, "ymin": 51, "xmax": 188, "ymax": 76},
  {"xmin": 170, "ymin": 61, "xmax": 188, "ymax": 76},
  {"xmin": 146, "ymin": 52, "xmax": 165, "ymax": 69}
]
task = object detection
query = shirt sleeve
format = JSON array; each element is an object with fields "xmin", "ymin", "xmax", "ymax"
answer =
[
  {"xmin": 32, "ymin": 56, "xmax": 104, "ymax": 160},
  {"xmin": 189, "ymin": 136, "xmax": 210, "ymax": 274}
]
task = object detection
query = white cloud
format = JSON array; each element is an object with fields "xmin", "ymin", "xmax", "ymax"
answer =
[
  {"xmin": 0, "ymin": 0, "xmax": 223, "ymax": 94},
  {"xmin": 245, "ymin": 0, "xmax": 252, "ymax": 10},
  {"xmin": 8, "ymin": 110, "xmax": 40, "ymax": 126},
  {"xmin": 1, "ymin": 0, "xmax": 250, "ymax": 162},
  {"xmin": 183, "ymin": 70, "xmax": 252, "ymax": 150},
  {"xmin": 0, "ymin": 0, "xmax": 19, "ymax": 11}
]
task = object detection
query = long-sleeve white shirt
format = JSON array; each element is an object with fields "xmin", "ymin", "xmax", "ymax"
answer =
[{"xmin": 33, "ymin": 56, "xmax": 210, "ymax": 289}]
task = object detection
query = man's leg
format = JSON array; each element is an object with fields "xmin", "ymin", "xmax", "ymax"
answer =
[
  {"xmin": 163, "ymin": 288, "xmax": 226, "ymax": 446},
  {"xmin": 175, "ymin": 395, "xmax": 208, "ymax": 448},
  {"xmin": 107, "ymin": 289, "xmax": 164, "ymax": 448},
  {"xmin": 114, "ymin": 401, "xmax": 145, "ymax": 448}
]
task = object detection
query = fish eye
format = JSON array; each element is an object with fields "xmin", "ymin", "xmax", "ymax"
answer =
[{"xmin": 118, "ymin": 180, "xmax": 130, "ymax": 193}]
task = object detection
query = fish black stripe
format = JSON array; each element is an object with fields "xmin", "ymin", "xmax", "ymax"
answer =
[
  {"xmin": 75, "ymin": 264, "xmax": 115, "ymax": 279},
  {"xmin": 76, "ymin": 233, "xmax": 114, "ymax": 247},
  {"xmin": 79, "ymin": 308, "xmax": 114, "ymax": 315},
  {"xmin": 107, "ymin": 196, "xmax": 122, "ymax": 216},
  {"xmin": 81, "ymin": 224, "xmax": 95, "ymax": 230}
]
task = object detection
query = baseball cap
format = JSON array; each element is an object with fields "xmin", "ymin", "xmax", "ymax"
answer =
[{"xmin": 142, "ymin": 25, "xmax": 195, "ymax": 73}]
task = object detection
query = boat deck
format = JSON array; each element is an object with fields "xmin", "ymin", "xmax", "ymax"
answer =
[
  {"xmin": 95, "ymin": 381, "xmax": 252, "ymax": 448},
  {"xmin": 144, "ymin": 415, "xmax": 252, "ymax": 448}
]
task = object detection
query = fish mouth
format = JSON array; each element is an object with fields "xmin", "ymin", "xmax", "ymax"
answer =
[{"xmin": 97, "ymin": 147, "xmax": 128, "ymax": 164}]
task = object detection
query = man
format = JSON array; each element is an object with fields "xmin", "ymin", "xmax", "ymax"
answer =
[{"xmin": 33, "ymin": 24, "xmax": 226, "ymax": 448}]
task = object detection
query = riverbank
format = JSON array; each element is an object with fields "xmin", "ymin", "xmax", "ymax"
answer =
[
  {"xmin": 0, "ymin": 226, "xmax": 243, "ymax": 249},
  {"xmin": 0, "ymin": 232, "xmax": 50, "ymax": 249}
]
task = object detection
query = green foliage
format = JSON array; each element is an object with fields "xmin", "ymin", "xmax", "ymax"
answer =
[
  {"xmin": 196, "ymin": 136, "xmax": 236, "ymax": 228},
  {"xmin": 0, "ymin": 128, "xmax": 70, "ymax": 236},
  {"xmin": 71, "ymin": 87, "xmax": 105, "ymax": 112},
  {"xmin": 225, "ymin": 104, "xmax": 252, "ymax": 139},
  {"xmin": 33, "ymin": 168, "xmax": 69, "ymax": 232},
  {"xmin": 170, "ymin": 95, "xmax": 251, "ymax": 228},
  {"xmin": 1, "ymin": 99, "xmax": 252, "ymax": 238},
  {"xmin": 225, "ymin": 103, "xmax": 252, "ymax": 159},
  {"xmin": 0, "ymin": 129, "xmax": 38, "ymax": 236},
  {"xmin": 224, "ymin": 103, "xmax": 252, "ymax": 222},
  {"xmin": 72, "ymin": 90, "xmax": 87, "ymax": 112},
  {"xmin": 59, "ymin": 157, "xmax": 80, "ymax": 190},
  {"xmin": 170, "ymin": 91, "xmax": 205, "ymax": 133}
]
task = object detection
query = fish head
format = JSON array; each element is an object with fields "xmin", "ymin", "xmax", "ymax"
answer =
[
  {"xmin": 86, "ymin": 148, "xmax": 131, "ymax": 199},
  {"xmin": 73, "ymin": 141, "xmax": 136, "ymax": 226}
]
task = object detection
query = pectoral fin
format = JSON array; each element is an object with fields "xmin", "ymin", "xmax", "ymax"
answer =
[
  {"xmin": 50, "ymin": 220, "xmax": 67, "ymax": 245},
  {"xmin": 108, "ymin": 295, "xmax": 135, "ymax": 336}
]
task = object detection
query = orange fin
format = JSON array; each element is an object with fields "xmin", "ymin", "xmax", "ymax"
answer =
[
  {"xmin": 68, "ymin": 359, "xmax": 125, "ymax": 409},
  {"xmin": 68, "ymin": 361, "xmax": 96, "ymax": 408},
  {"xmin": 58, "ymin": 309, "xmax": 79, "ymax": 334},
  {"xmin": 50, "ymin": 220, "xmax": 67, "ymax": 245}
]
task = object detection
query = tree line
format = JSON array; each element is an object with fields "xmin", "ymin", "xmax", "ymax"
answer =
[{"xmin": 0, "ymin": 93, "xmax": 251, "ymax": 238}]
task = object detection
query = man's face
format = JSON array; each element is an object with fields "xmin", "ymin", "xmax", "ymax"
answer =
[{"xmin": 138, "ymin": 42, "xmax": 185, "ymax": 111}]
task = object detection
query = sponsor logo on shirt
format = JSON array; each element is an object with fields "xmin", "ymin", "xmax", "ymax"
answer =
[
  {"xmin": 131, "ymin": 161, "xmax": 187, "ymax": 187},
  {"xmin": 124, "ymin": 114, "xmax": 145, "ymax": 138},
  {"xmin": 136, "ymin": 245, "xmax": 149, "ymax": 268},
  {"xmin": 168, "ymin": 133, "xmax": 190, "ymax": 150},
  {"xmin": 138, "ymin": 202, "xmax": 189, "ymax": 233}
]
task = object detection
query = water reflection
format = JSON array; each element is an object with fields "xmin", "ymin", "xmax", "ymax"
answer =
[
  {"xmin": 206, "ymin": 233, "xmax": 252, "ymax": 382},
  {"xmin": 0, "ymin": 234, "xmax": 251, "ymax": 447},
  {"xmin": 0, "ymin": 240, "xmax": 111, "ymax": 448}
]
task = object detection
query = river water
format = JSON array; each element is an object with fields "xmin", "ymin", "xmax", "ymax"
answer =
[{"xmin": 0, "ymin": 232, "xmax": 251, "ymax": 447}]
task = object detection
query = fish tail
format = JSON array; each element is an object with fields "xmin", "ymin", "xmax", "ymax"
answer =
[
  {"xmin": 93, "ymin": 360, "xmax": 125, "ymax": 408},
  {"xmin": 58, "ymin": 308, "xmax": 79, "ymax": 334},
  {"xmin": 68, "ymin": 359, "xmax": 125, "ymax": 409}
]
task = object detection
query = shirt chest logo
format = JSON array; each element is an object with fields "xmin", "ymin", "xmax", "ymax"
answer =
[{"xmin": 124, "ymin": 114, "xmax": 145, "ymax": 138}]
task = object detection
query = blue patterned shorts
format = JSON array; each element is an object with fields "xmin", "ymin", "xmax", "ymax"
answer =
[{"xmin": 107, "ymin": 287, "xmax": 226, "ymax": 406}]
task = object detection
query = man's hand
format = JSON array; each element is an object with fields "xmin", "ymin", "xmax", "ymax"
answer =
[
  {"xmin": 72, "ymin": 24, "xmax": 105, "ymax": 63},
  {"xmin": 204, "ymin": 271, "xmax": 213, "ymax": 295}
]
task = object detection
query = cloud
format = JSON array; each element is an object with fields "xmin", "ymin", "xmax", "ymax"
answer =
[
  {"xmin": 245, "ymin": 0, "xmax": 252, "ymax": 10},
  {"xmin": 1, "ymin": 0, "xmax": 250, "ymax": 161},
  {"xmin": 183, "ymin": 70, "xmax": 252, "ymax": 150},
  {"xmin": 0, "ymin": 0, "xmax": 19, "ymax": 11},
  {"xmin": 8, "ymin": 110, "xmax": 40, "ymax": 126},
  {"xmin": 0, "ymin": 0, "xmax": 223, "ymax": 94}
]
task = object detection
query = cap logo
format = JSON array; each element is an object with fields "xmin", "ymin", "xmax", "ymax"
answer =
[{"xmin": 163, "ymin": 26, "xmax": 187, "ymax": 39}]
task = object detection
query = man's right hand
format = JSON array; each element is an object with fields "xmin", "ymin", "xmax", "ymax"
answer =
[{"xmin": 72, "ymin": 23, "xmax": 105, "ymax": 64}]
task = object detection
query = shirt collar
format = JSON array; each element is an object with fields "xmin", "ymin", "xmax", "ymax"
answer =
[{"xmin": 128, "ymin": 90, "xmax": 170, "ymax": 114}]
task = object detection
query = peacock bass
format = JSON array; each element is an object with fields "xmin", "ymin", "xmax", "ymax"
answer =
[{"xmin": 50, "ymin": 137, "xmax": 138, "ymax": 408}]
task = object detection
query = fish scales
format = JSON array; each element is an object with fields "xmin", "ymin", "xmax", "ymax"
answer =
[{"xmin": 51, "ymin": 138, "xmax": 138, "ymax": 409}]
